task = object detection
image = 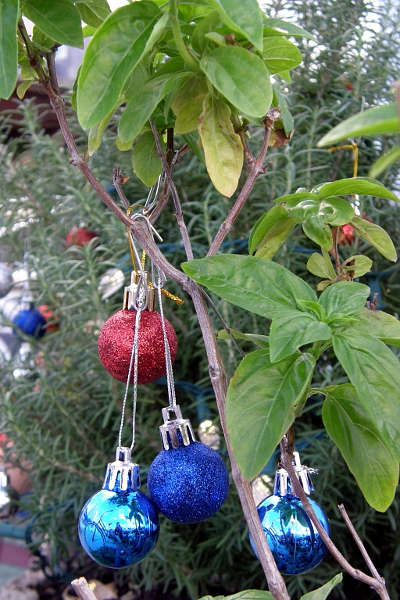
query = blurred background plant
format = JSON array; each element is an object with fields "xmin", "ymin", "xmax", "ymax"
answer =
[{"xmin": 0, "ymin": 0, "xmax": 399, "ymax": 599}]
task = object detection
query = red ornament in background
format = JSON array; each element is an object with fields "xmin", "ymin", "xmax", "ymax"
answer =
[
  {"xmin": 65, "ymin": 227, "xmax": 98, "ymax": 247},
  {"xmin": 98, "ymin": 309, "xmax": 178, "ymax": 384},
  {"xmin": 340, "ymin": 223, "xmax": 355, "ymax": 245},
  {"xmin": 38, "ymin": 305, "xmax": 59, "ymax": 332}
]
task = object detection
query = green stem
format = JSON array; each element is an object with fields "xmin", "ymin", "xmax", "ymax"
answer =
[
  {"xmin": 311, "ymin": 340, "xmax": 322, "ymax": 359},
  {"xmin": 169, "ymin": 0, "xmax": 200, "ymax": 72}
]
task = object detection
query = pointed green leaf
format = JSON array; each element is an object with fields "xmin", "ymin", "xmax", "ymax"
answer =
[
  {"xmin": 369, "ymin": 145, "xmax": 400, "ymax": 178},
  {"xmin": 348, "ymin": 308, "xmax": 400, "ymax": 346},
  {"xmin": 318, "ymin": 103, "xmax": 399, "ymax": 147},
  {"xmin": 303, "ymin": 216, "xmax": 333, "ymax": 250},
  {"xmin": 22, "ymin": 0, "xmax": 83, "ymax": 48},
  {"xmin": 77, "ymin": 3, "xmax": 162, "ymax": 129},
  {"xmin": 88, "ymin": 107, "xmax": 115, "ymax": 155},
  {"xmin": 175, "ymin": 97, "xmax": 205, "ymax": 134},
  {"xmin": 272, "ymin": 86, "xmax": 294, "ymax": 136},
  {"xmin": 226, "ymin": 592, "xmax": 274, "ymax": 600},
  {"xmin": 300, "ymin": 574, "xmax": 343, "ymax": 600},
  {"xmin": 317, "ymin": 177, "xmax": 399, "ymax": 203},
  {"xmin": 182, "ymin": 132, "xmax": 204, "ymax": 163},
  {"xmin": 217, "ymin": 329, "xmax": 269, "ymax": 348},
  {"xmin": 206, "ymin": 0, "xmax": 263, "ymax": 51},
  {"xmin": 274, "ymin": 191, "xmax": 319, "ymax": 204},
  {"xmin": 270, "ymin": 311, "xmax": 331, "ymax": 362},
  {"xmin": 351, "ymin": 216, "xmax": 397, "ymax": 262},
  {"xmin": 200, "ymin": 46, "xmax": 272, "ymax": 118},
  {"xmin": 192, "ymin": 10, "xmax": 221, "ymax": 55},
  {"xmin": 181, "ymin": 255, "xmax": 318, "ymax": 319},
  {"xmin": 262, "ymin": 36, "xmax": 302, "ymax": 74},
  {"xmin": 319, "ymin": 281, "xmax": 370, "ymax": 317},
  {"xmin": 249, "ymin": 205, "xmax": 288, "ymax": 253},
  {"xmin": 226, "ymin": 349, "xmax": 315, "ymax": 480},
  {"xmin": 332, "ymin": 331, "xmax": 400, "ymax": 461},
  {"xmin": 75, "ymin": 0, "xmax": 111, "ymax": 28},
  {"xmin": 307, "ymin": 253, "xmax": 336, "ymax": 279},
  {"xmin": 171, "ymin": 74, "xmax": 208, "ymax": 116},
  {"xmin": 255, "ymin": 217, "xmax": 296, "ymax": 259},
  {"xmin": 198, "ymin": 95, "xmax": 243, "ymax": 197},
  {"xmin": 322, "ymin": 385, "xmax": 398, "ymax": 511},
  {"xmin": 132, "ymin": 130, "xmax": 164, "ymax": 187},
  {"xmin": 263, "ymin": 18, "xmax": 316, "ymax": 40},
  {"xmin": 118, "ymin": 80, "xmax": 166, "ymax": 143},
  {"xmin": 0, "ymin": 0, "xmax": 18, "ymax": 99},
  {"xmin": 16, "ymin": 79, "xmax": 35, "ymax": 99},
  {"xmin": 342, "ymin": 255, "xmax": 372, "ymax": 278}
]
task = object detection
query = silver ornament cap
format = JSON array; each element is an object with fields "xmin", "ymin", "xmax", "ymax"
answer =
[
  {"xmin": 159, "ymin": 405, "xmax": 195, "ymax": 450},
  {"xmin": 103, "ymin": 447, "xmax": 140, "ymax": 492},
  {"xmin": 274, "ymin": 451, "xmax": 317, "ymax": 497},
  {"xmin": 0, "ymin": 469, "xmax": 19, "ymax": 519}
]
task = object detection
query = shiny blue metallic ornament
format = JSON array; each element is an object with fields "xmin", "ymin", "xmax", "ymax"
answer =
[
  {"xmin": 148, "ymin": 406, "xmax": 229, "ymax": 524},
  {"xmin": 12, "ymin": 306, "xmax": 46, "ymax": 338},
  {"xmin": 250, "ymin": 452, "xmax": 329, "ymax": 575},
  {"xmin": 78, "ymin": 447, "xmax": 159, "ymax": 569}
]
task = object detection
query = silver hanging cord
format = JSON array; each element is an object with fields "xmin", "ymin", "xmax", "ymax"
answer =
[
  {"xmin": 143, "ymin": 173, "xmax": 164, "ymax": 216},
  {"xmin": 154, "ymin": 268, "xmax": 177, "ymax": 409}
]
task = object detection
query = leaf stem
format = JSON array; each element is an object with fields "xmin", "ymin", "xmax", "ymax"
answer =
[{"xmin": 169, "ymin": 0, "xmax": 200, "ymax": 72}]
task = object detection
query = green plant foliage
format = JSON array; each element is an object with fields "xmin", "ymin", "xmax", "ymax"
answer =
[
  {"xmin": 299, "ymin": 574, "xmax": 343, "ymax": 599},
  {"xmin": 322, "ymin": 385, "xmax": 398, "ymax": 511},
  {"xmin": 207, "ymin": 0, "xmax": 263, "ymax": 51},
  {"xmin": 226, "ymin": 349, "xmax": 315, "ymax": 480},
  {"xmin": 0, "ymin": 0, "xmax": 18, "ymax": 99},
  {"xmin": 23, "ymin": 0, "xmax": 83, "ymax": 48},
  {"xmin": 75, "ymin": 0, "xmax": 111, "ymax": 28}
]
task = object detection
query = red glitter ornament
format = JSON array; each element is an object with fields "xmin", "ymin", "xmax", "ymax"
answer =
[
  {"xmin": 98, "ymin": 309, "xmax": 178, "ymax": 384},
  {"xmin": 65, "ymin": 227, "xmax": 98, "ymax": 247}
]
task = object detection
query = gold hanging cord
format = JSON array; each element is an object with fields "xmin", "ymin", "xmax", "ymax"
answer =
[{"xmin": 328, "ymin": 141, "xmax": 358, "ymax": 178}]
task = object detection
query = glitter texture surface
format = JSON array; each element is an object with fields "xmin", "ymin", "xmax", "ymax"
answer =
[
  {"xmin": 12, "ymin": 308, "xmax": 47, "ymax": 338},
  {"xmin": 78, "ymin": 473, "xmax": 159, "ymax": 569},
  {"xmin": 250, "ymin": 493, "xmax": 329, "ymax": 574},
  {"xmin": 147, "ymin": 440, "xmax": 229, "ymax": 524},
  {"xmin": 98, "ymin": 309, "xmax": 178, "ymax": 384}
]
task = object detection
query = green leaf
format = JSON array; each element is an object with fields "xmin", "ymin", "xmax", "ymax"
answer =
[
  {"xmin": 274, "ymin": 191, "xmax": 319, "ymax": 204},
  {"xmin": 181, "ymin": 255, "xmax": 318, "ymax": 319},
  {"xmin": 16, "ymin": 79, "xmax": 35, "ymax": 99},
  {"xmin": 332, "ymin": 331, "xmax": 400, "ymax": 461},
  {"xmin": 270, "ymin": 311, "xmax": 331, "ymax": 362},
  {"xmin": 348, "ymin": 308, "xmax": 400, "ymax": 347},
  {"xmin": 307, "ymin": 253, "xmax": 336, "ymax": 280},
  {"xmin": 118, "ymin": 79, "xmax": 166, "ymax": 143},
  {"xmin": 0, "ymin": 0, "xmax": 18, "ymax": 99},
  {"xmin": 300, "ymin": 574, "xmax": 343, "ymax": 600},
  {"xmin": 318, "ymin": 103, "xmax": 399, "ymax": 147},
  {"xmin": 76, "ymin": 3, "xmax": 162, "ymax": 129},
  {"xmin": 132, "ymin": 130, "xmax": 164, "ymax": 187},
  {"xmin": 88, "ymin": 107, "xmax": 115, "ymax": 155},
  {"xmin": 322, "ymin": 385, "xmax": 398, "ymax": 511},
  {"xmin": 182, "ymin": 132, "xmax": 204, "ymax": 163},
  {"xmin": 206, "ymin": 0, "xmax": 263, "ymax": 51},
  {"xmin": 171, "ymin": 74, "xmax": 209, "ymax": 135},
  {"xmin": 342, "ymin": 255, "xmax": 372, "ymax": 278},
  {"xmin": 262, "ymin": 36, "xmax": 302, "ymax": 74},
  {"xmin": 192, "ymin": 10, "xmax": 221, "ymax": 55},
  {"xmin": 217, "ymin": 329, "xmax": 269, "ymax": 348},
  {"xmin": 351, "ymin": 216, "xmax": 397, "ymax": 262},
  {"xmin": 75, "ymin": 0, "xmax": 111, "ymax": 28},
  {"xmin": 198, "ymin": 95, "xmax": 243, "ymax": 197},
  {"xmin": 263, "ymin": 18, "xmax": 316, "ymax": 40},
  {"xmin": 272, "ymin": 87, "xmax": 294, "ymax": 136},
  {"xmin": 22, "ymin": 0, "xmax": 83, "ymax": 48},
  {"xmin": 254, "ymin": 217, "xmax": 296, "ymax": 260},
  {"xmin": 318, "ymin": 281, "xmax": 370, "ymax": 317},
  {"xmin": 317, "ymin": 177, "xmax": 399, "ymax": 203},
  {"xmin": 227, "ymin": 350, "xmax": 315, "ymax": 480},
  {"xmin": 369, "ymin": 146, "xmax": 400, "ymax": 178},
  {"xmin": 200, "ymin": 46, "xmax": 272, "ymax": 118},
  {"xmin": 31, "ymin": 26, "xmax": 56, "ymax": 52},
  {"xmin": 249, "ymin": 205, "xmax": 288, "ymax": 253},
  {"xmin": 297, "ymin": 300, "xmax": 327, "ymax": 321},
  {"xmin": 226, "ymin": 592, "xmax": 274, "ymax": 600},
  {"xmin": 302, "ymin": 216, "xmax": 333, "ymax": 250}
]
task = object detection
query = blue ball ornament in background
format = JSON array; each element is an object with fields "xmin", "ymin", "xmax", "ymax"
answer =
[
  {"xmin": 250, "ymin": 452, "xmax": 329, "ymax": 575},
  {"xmin": 250, "ymin": 493, "xmax": 329, "ymax": 575},
  {"xmin": 147, "ymin": 405, "xmax": 229, "ymax": 524},
  {"xmin": 78, "ymin": 448, "xmax": 159, "ymax": 569},
  {"xmin": 12, "ymin": 307, "xmax": 46, "ymax": 338}
]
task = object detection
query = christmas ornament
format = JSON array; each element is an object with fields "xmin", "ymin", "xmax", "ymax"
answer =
[
  {"xmin": 0, "ymin": 263, "xmax": 13, "ymax": 299},
  {"xmin": 148, "ymin": 405, "xmax": 229, "ymax": 524},
  {"xmin": 38, "ymin": 305, "xmax": 59, "ymax": 332},
  {"xmin": 250, "ymin": 452, "xmax": 329, "ymax": 575},
  {"xmin": 12, "ymin": 305, "xmax": 46, "ymax": 338},
  {"xmin": 98, "ymin": 267, "xmax": 125, "ymax": 300},
  {"xmin": 340, "ymin": 223, "xmax": 355, "ymax": 245},
  {"xmin": 79, "ymin": 265, "xmax": 159, "ymax": 568},
  {"xmin": 78, "ymin": 447, "xmax": 159, "ymax": 568},
  {"xmin": 0, "ymin": 467, "xmax": 19, "ymax": 520},
  {"xmin": 98, "ymin": 271, "xmax": 178, "ymax": 384},
  {"xmin": 65, "ymin": 226, "xmax": 98, "ymax": 247}
]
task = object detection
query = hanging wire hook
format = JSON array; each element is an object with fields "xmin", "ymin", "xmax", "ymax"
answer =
[{"xmin": 154, "ymin": 267, "xmax": 177, "ymax": 410}]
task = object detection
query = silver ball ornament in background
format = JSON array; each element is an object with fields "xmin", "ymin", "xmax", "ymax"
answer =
[{"xmin": 0, "ymin": 264, "xmax": 13, "ymax": 299}]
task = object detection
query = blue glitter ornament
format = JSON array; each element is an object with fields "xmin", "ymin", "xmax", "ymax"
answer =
[
  {"xmin": 78, "ymin": 447, "xmax": 159, "ymax": 569},
  {"xmin": 12, "ymin": 306, "xmax": 46, "ymax": 338},
  {"xmin": 147, "ymin": 405, "xmax": 229, "ymax": 524},
  {"xmin": 250, "ymin": 452, "xmax": 329, "ymax": 575}
]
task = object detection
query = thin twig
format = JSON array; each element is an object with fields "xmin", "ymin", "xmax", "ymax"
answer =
[
  {"xmin": 280, "ymin": 451, "xmax": 391, "ymax": 600},
  {"xmin": 207, "ymin": 119, "xmax": 272, "ymax": 257},
  {"xmin": 71, "ymin": 578, "xmax": 97, "ymax": 600}
]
